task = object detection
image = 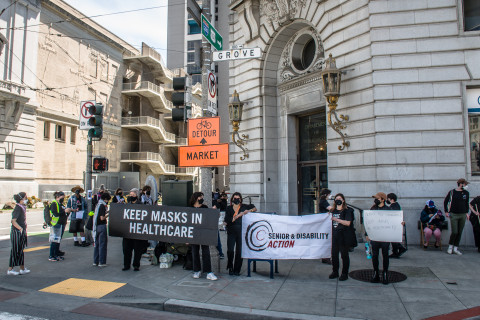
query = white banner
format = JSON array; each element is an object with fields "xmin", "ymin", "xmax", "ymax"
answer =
[
  {"xmin": 241, "ymin": 213, "xmax": 332, "ymax": 260},
  {"xmin": 363, "ymin": 210, "xmax": 403, "ymax": 242}
]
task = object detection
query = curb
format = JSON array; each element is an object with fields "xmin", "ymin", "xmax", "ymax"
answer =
[{"xmin": 164, "ymin": 298, "xmax": 363, "ymax": 320}]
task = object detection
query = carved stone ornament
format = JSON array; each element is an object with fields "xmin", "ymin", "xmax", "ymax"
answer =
[
  {"xmin": 279, "ymin": 27, "xmax": 325, "ymax": 83},
  {"xmin": 260, "ymin": 0, "xmax": 307, "ymax": 24}
]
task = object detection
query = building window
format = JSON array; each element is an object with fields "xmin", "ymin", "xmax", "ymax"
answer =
[
  {"xmin": 187, "ymin": 52, "xmax": 195, "ymax": 63},
  {"xmin": 5, "ymin": 153, "xmax": 13, "ymax": 169},
  {"xmin": 468, "ymin": 88, "xmax": 480, "ymax": 174},
  {"xmin": 187, "ymin": 41, "xmax": 195, "ymax": 51},
  {"xmin": 70, "ymin": 127, "xmax": 76, "ymax": 144},
  {"xmin": 44, "ymin": 121, "xmax": 50, "ymax": 140},
  {"xmin": 55, "ymin": 124, "xmax": 65, "ymax": 142},
  {"xmin": 464, "ymin": 0, "xmax": 480, "ymax": 31},
  {"xmin": 89, "ymin": 88, "xmax": 96, "ymax": 101}
]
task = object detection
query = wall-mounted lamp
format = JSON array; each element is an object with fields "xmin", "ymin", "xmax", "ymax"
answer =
[
  {"xmin": 228, "ymin": 90, "xmax": 249, "ymax": 160},
  {"xmin": 321, "ymin": 53, "xmax": 349, "ymax": 151}
]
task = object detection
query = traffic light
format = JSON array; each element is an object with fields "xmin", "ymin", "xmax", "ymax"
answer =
[
  {"xmin": 93, "ymin": 157, "xmax": 108, "ymax": 172},
  {"xmin": 88, "ymin": 102, "xmax": 103, "ymax": 140},
  {"xmin": 171, "ymin": 76, "xmax": 192, "ymax": 122}
]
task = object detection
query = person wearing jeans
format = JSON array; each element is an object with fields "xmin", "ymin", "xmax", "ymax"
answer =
[
  {"xmin": 93, "ymin": 192, "xmax": 110, "ymax": 267},
  {"xmin": 444, "ymin": 178, "xmax": 469, "ymax": 255},
  {"xmin": 49, "ymin": 192, "xmax": 73, "ymax": 262}
]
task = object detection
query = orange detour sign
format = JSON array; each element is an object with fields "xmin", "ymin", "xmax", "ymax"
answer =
[
  {"xmin": 179, "ymin": 143, "xmax": 229, "ymax": 167},
  {"xmin": 188, "ymin": 117, "xmax": 220, "ymax": 146}
]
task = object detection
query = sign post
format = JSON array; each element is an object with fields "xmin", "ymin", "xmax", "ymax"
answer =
[{"xmin": 201, "ymin": 13, "xmax": 222, "ymax": 51}]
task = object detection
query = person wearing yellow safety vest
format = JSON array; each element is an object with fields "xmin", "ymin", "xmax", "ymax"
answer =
[{"xmin": 49, "ymin": 191, "xmax": 75, "ymax": 262}]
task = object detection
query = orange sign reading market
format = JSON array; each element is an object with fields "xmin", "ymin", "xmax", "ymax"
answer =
[
  {"xmin": 178, "ymin": 143, "xmax": 229, "ymax": 168},
  {"xmin": 188, "ymin": 117, "xmax": 220, "ymax": 146}
]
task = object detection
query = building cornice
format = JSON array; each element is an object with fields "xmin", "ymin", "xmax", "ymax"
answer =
[{"xmin": 278, "ymin": 71, "xmax": 322, "ymax": 93}]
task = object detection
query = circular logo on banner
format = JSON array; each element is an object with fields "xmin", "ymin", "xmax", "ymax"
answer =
[
  {"xmin": 478, "ymin": 96, "xmax": 480, "ymax": 105},
  {"xmin": 208, "ymin": 72, "xmax": 216, "ymax": 99},
  {"xmin": 81, "ymin": 101, "xmax": 94, "ymax": 119},
  {"xmin": 245, "ymin": 220, "xmax": 273, "ymax": 252}
]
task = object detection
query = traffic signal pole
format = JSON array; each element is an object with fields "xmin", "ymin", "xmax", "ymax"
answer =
[
  {"xmin": 86, "ymin": 136, "xmax": 93, "ymax": 215},
  {"xmin": 201, "ymin": 1, "xmax": 212, "ymax": 207}
]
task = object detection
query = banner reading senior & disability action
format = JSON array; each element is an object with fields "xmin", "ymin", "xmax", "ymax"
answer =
[
  {"xmin": 242, "ymin": 213, "xmax": 332, "ymax": 260},
  {"xmin": 108, "ymin": 203, "xmax": 219, "ymax": 245}
]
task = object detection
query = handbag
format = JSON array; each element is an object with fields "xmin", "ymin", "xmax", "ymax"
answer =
[{"xmin": 49, "ymin": 227, "xmax": 62, "ymax": 243}]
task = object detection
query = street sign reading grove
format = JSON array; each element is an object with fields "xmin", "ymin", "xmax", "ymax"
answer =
[
  {"xmin": 213, "ymin": 48, "xmax": 262, "ymax": 62},
  {"xmin": 188, "ymin": 117, "xmax": 220, "ymax": 146},
  {"xmin": 201, "ymin": 14, "xmax": 222, "ymax": 51},
  {"xmin": 79, "ymin": 100, "xmax": 95, "ymax": 130},
  {"xmin": 178, "ymin": 143, "xmax": 229, "ymax": 168}
]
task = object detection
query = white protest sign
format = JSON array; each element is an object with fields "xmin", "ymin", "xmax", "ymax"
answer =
[
  {"xmin": 363, "ymin": 210, "xmax": 403, "ymax": 242},
  {"xmin": 242, "ymin": 213, "xmax": 332, "ymax": 260}
]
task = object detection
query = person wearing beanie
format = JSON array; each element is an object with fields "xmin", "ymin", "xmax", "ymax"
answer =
[{"xmin": 444, "ymin": 178, "xmax": 469, "ymax": 255}]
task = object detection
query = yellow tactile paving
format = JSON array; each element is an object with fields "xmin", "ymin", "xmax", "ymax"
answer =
[
  {"xmin": 24, "ymin": 246, "xmax": 50, "ymax": 252},
  {"xmin": 39, "ymin": 278, "xmax": 126, "ymax": 299}
]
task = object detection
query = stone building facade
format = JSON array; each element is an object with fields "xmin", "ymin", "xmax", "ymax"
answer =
[{"xmin": 227, "ymin": 0, "xmax": 480, "ymax": 245}]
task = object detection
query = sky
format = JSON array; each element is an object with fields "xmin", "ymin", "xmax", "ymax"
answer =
[{"xmin": 63, "ymin": 0, "xmax": 170, "ymax": 61}]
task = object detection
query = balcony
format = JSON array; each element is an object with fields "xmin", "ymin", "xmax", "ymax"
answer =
[
  {"xmin": 121, "ymin": 152, "xmax": 175, "ymax": 175},
  {"xmin": 164, "ymin": 137, "xmax": 187, "ymax": 147},
  {"xmin": 175, "ymin": 167, "xmax": 197, "ymax": 176},
  {"xmin": 122, "ymin": 81, "xmax": 173, "ymax": 113},
  {"xmin": 121, "ymin": 116, "xmax": 175, "ymax": 144},
  {"xmin": 123, "ymin": 43, "xmax": 173, "ymax": 81}
]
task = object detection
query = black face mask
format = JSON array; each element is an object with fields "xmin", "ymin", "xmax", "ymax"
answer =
[
  {"xmin": 374, "ymin": 199, "xmax": 381, "ymax": 206},
  {"xmin": 127, "ymin": 196, "xmax": 137, "ymax": 203},
  {"xmin": 146, "ymin": 191, "xmax": 151, "ymax": 196},
  {"xmin": 335, "ymin": 199, "xmax": 343, "ymax": 206},
  {"xmin": 233, "ymin": 198, "xmax": 241, "ymax": 205},
  {"xmin": 386, "ymin": 200, "xmax": 391, "ymax": 205},
  {"xmin": 198, "ymin": 198, "xmax": 204, "ymax": 204},
  {"xmin": 118, "ymin": 192, "xmax": 123, "ymax": 197},
  {"xmin": 75, "ymin": 190, "xmax": 80, "ymax": 196},
  {"xmin": 59, "ymin": 197, "xmax": 65, "ymax": 204}
]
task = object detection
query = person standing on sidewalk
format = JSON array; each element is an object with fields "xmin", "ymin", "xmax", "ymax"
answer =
[
  {"xmin": 468, "ymin": 196, "xmax": 480, "ymax": 253},
  {"xmin": 444, "ymin": 178, "xmax": 469, "ymax": 255},
  {"xmin": 7, "ymin": 192, "xmax": 30, "ymax": 276},
  {"xmin": 67, "ymin": 186, "xmax": 89, "ymax": 247},
  {"xmin": 319, "ymin": 188, "xmax": 333, "ymax": 265},
  {"xmin": 224, "ymin": 192, "xmax": 256, "ymax": 276},
  {"xmin": 387, "ymin": 193, "xmax": 407, "ymax": 259},
  {"xmin": 49, "ymin": 192, "xmax": 74, "ymax": 261},
  {"xmin": 329, "ymin": 193, "xmax": 354, "ymax": 281},
  {"xmin": 93, "ymin": 192, "xmax": 110, "ymax": 267},
  {"xmin": 111, "ymin": 188, "xmax": 126, "ymax": 204},
  {"xmin": 190, "ymin": 192, "xmax": 217, "ymax": 281},
  {"xmin": 368, "ymin": 192, "xmax": 390, "ymax": 284}
]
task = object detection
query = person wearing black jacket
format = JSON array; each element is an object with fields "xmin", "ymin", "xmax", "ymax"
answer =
[
  {"xmin": 368, "ymin": 192, "xmax": 390, "ymax": 284},
  {"xmin": 469, "ymin": 196, "xmax": 480, "ymax": 253},
  {"xmin": 329, "ymin": 193, "xmax": 354, "ymax": 281},
  {"xmin": 49, "ymin": 192, "xmax": 74, "ymax": 261},
  {"xmin": 224, "ymin": 192, "xmax": 256, "ymax": 275},
  {"xmin": 190, "ymin": 192, "xmax": 217, "ymax": 281},
  {"xmin": 319, "ymin": 188, "xmax": 333, "ymax": 265},
  {"xmin": 122, "ymin": 188, "xmax": 149, "ymax": 271},
  {"xmin": 387, "ymin": 193, "xmax": 407, "ymax": 258},
  {"xmin": 444, "ymin": 178, "xmax": 469, "ymax": 255}
]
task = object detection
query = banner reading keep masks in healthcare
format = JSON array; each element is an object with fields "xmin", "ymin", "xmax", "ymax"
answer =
[{"xmin": 241, "ymin": 213, "xmax": 332, "ymax": 259}]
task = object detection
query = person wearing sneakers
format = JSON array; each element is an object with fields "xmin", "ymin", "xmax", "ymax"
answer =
[
  {"xmin": 444, "ymin": 178, "xmax": 469, "ymax": 255},
  {"xmin": 7, "ymin": 192, "xmax": 30, "ymax": 276},
  {"xmin": 49, "ymin": 192, "xmax": 74, "ymax": 262},
  {"xmin": 190, "ymin": 192, "xmax": 217, "ymax": 281},
  {"xmin": 67, "ymin": 186, "xmax": 88, "ymax": 247},
  {"xmin": 421, "ymin": 200, "xmax": 445, "ymax": 249}
]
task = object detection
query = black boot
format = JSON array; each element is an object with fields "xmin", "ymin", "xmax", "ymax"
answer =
[
  {"xmin": 329, "ymin": 272, "xmax": 339, "ymax": 279},
  {"xmin": 371, "ymin": 270, "xmax": 380, "ymax": 283},
  {"xmin": 228, "ymin": 268, "xmax": 234, "ymax": 275},
  {"xmin": 74, "ymin": 241, "xmax": 80, "ymax": 247},
  {"xmin": 382, "ymin": 271, "xmax": 389, "ymax": 285},
  {"xmin": 339, "ymin": 273, "xmax": 348, "ymax": 281}
]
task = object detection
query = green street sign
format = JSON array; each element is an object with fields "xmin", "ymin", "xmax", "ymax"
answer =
[{"xmin": 201, "ymin": 14, "xmax": 222, "ymax": 51}]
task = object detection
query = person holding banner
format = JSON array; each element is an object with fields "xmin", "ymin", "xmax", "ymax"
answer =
[
  {"xmin": 387, "ymin": 193, "xmax": 406, "ymax": 259},
  {"xmin": 319, "ymin": 189, "xmax": 333, "ymax": 265},
  {"xmin": 329, "ymin": 193, "xmax": 354, "ymax": 281},
  {"xmin": 189, "ymin": 192, "xmax": 218, "ymax": 281},
  {"xmin": 224, "ymin": 192, "xmax": 257, "ymax": 276},
  {"xmin": 368, "ymin": 192, "xmax": 390, "ymax": 284}
]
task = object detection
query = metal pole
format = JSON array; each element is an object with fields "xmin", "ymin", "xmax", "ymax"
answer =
[
  {"xmin": 86, "ymin": 137, "xmax": 93, "ymax": 214},
  {"xmin": 201, "ymin": 1, "xmax": 212, "ymax": 207}
]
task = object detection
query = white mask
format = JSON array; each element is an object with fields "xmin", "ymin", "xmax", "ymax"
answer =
[
  {"xmin": 328, "ymin": 195, "xmax": 334, "ymax": 200},
  {"xmin": 463, "ymin": 185, "xmax": 469, "ymax": 190}
]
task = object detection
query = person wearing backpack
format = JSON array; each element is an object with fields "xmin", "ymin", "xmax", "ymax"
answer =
[
  {"xmin": 49, "ymin": 192, "xmax": 75, "ymax": 262},
  {"xmin": 444, "ymin": 178, "xmax": 469, "ymax": 255},
  {"xmin": 7, "ymin": 192, "xmax": 30, "ymax": 276}
]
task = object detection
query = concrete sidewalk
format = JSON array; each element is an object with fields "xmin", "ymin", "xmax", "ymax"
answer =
[{"xmin": 0, "ymin": 232, "xmax": 479, "ymax": 320}]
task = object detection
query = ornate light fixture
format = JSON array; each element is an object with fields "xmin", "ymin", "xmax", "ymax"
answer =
[
  {"xmin": 321, "ymin": 53, "xmax": 349, "ymax": 151},
  {"xmin": 228, "ymin": 90, "xmax": 249, "ymax": 160}
]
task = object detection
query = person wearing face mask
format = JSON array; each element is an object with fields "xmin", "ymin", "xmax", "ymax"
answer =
[
  {"xmin": 7, "ymin": 192, "xmax": 30, "ymax": 275},
  {"xmin": 368, "ymin": 192, "xmax": 391, "ymax": 284},
  {"xmin": 387, "ymin": 193, "xmax": 407, "ymax": 258},
  {"xmin": 319, "ymin": 188, "xmax": 333, "ymax": 264},
  {"xmin": 141, "ymin": 185, "xmax": 153, "ymax": 205},
  {"xmin": 111, "ymin": 188, "xmax": 126, "ymax": 204},
  {"xmin": 224, "ymin": 192, "xmax": 257, "ymax": 276},
  {"xmin": 49, "ymin": 191, "xmax": 74, "ymax": 262},
  {"xmin": 67, "ymin": 186, "xmax": 88, "ymax": 247},
  {"xmin": 444, "ymin": 178, "xmax": 470, "ymax": 255},
  {"xmin": 329, "ymin": 193, "xmax": 354, "ymax": 281},
  {"xmin": 189, "ymin": 192, "xmax": 217, "ymax": 281},
  {"xmin": 92, "ymin": 185, "xmax": 105, "ymax": 210},
  {"xmin": 122, "ymin": 188, "xmax": 149, "ymax": 271}
]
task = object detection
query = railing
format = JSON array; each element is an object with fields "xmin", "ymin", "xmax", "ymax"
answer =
[
  {"xmin": 121, "ymin": 152, "xmax": 175, "ymax": 174},
  {"xmin": 122, "ymin": 81, "xmax": 173, "ymax": 110},
  {"xmin": 176, "ymin": 137, "xmax": 187, "ymax": 145},
  {"xmin": 123, "ymin": 44, "xmax": 173, "ymax": 79},
  {"xmin": 175, "ymin": 167, "xmax": 196, "ymax": 175},
  {"xmin": 121, "ymin": 116, "xmax": 175, "ymax": 142}
]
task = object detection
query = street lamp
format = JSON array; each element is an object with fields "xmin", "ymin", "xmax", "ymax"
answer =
[
  {"xmin": 321, "ymin": 53, "xmax": 349, "ymax": 151},
  {"xmin": 228, "ymin": 90, "xmax": 249, "ymax": 160}
]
